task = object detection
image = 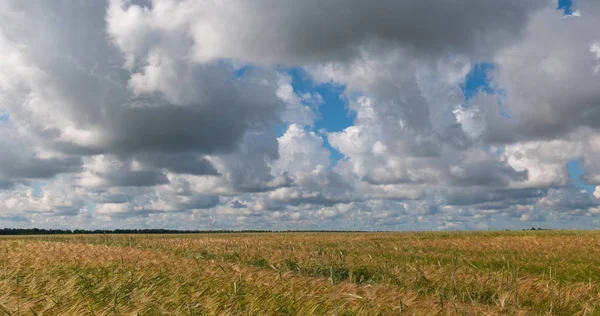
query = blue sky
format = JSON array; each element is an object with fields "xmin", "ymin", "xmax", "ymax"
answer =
[
  {"xmin": 558, "ymin": 0, "xmax": 575, "ymax": 15},
  {"xmin": 287, "ymin": 68, "xmax": 354, "ymax": 165},
  {"xmin": 567, "ymin": 160, "xmax": 595, "ymax": 192},
  {"xmin": 461, "ymin": 63, "xmax": 496, "ymax": 101}
]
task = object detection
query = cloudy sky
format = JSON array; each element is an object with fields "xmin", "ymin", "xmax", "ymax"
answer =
[{"xmin": 0, "ymin": 0, "xmax": 599, "ymax": 231}]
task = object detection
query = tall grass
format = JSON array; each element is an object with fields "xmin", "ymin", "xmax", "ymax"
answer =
[{"xmin": 0, "ymin": 231, "xmax": 598, "ymax": 314}]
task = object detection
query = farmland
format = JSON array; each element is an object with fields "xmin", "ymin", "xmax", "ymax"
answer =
[{"xmin": 0, "ymin": 231, "xmax": 599, "ymax": 315}]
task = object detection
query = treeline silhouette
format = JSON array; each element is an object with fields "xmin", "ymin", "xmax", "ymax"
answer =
[
  {"xmin": 0, "ymin": 228, "xmax": 368, "ymax": 235},
  {"xmin": 0, "ymin": 228, "xmax": 550, "ymax": 235}
]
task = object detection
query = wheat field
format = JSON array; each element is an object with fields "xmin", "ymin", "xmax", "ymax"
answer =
[{"xmin": 0, "ymin": 231, "xmax": 599, "ymax": 315}]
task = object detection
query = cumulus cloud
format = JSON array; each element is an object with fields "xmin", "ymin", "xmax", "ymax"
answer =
[
  {"xmin": 481, "ymin": 2, "xmax": 600, "ymax": 142},
  {"xmin": 106, "ymin": 0, "xmax": 548, "ymax": 65},
  {"xmin": 0, "ymin": 0, "xmax": 598, "ymax": 230}
]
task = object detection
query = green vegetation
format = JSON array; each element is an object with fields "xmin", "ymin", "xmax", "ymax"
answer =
[{"xmin": 0, "ymin": 231, "xmax": 599, "ymax": 314}]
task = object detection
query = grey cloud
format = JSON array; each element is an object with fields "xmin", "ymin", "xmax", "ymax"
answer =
[
  {"xmin": 362, "ymin": 174, "xmax": 419, "ymax": 186},
  {"xmin": 447, "ymin": 160, "xmax": 529, "ymax": 187},
  {"xmin": 520, "ymin": 209, "xmax": 546, "ymax": 222},
  {"xmin": 136, "ymin": 153, "xmax": 219, "ymax": 176},
  {"xmin": 24, "ymin": 205, "xmax": 83, "ymax": 217},
  {"xmin": 539, "ymin": 188, "xmax": 599, "ymax": 211},
  {"xmin": 1, "ymin": 156, "xmax": 82, "ymax": 180},
  {"xmin": 96, "ymin": 192, "xmax": 220, "ymax": 218},
  {"xmin": 41, "ymin": 66, "xmax": 282, "ymax": 158},
  {"xmin": 102, "ymin": 170, "xmax": 169, "ymax": 188},
  {"xmin": 0, "ymin": 0, "xmax": 288, "ymax": 203},
  {"xmin": 92, "ymin": 193, "xmax": 131, "ymax": 204},
  {"xmin": 115, "ymin": 0, "xmax": 548, "ymax": 65},
  {"xmin": 361, "ymin": 167, "xmax": 438, "ymax": 186},
  {"xmin": 477, "ymin": 3, "xmax": 600, "ymax": 143},
  {"xmin": 216, "ymin": 128, "xmax": 292, "ymax": 194},
  {"xmin": 284, "ymin": 194, "xmax": 351, "ymax": 208},
  {"xmin": 229, "ymin": 200, "xmax": 247, "ymax": 209},
  {"xmin": 234, "ymin": 179, "xmax": 292, "ymax": 194},
  {"xmin": 0, "ymin": 181, "xmax": 15, "ymax": 190},
  {"xmin": 437, "ymin": 123, "xmax": 475, "ymax": 151},
  {"xmin": 179, "ymin": 195, "xmax": 220, "ymax": 210},
  {"xmin": 0, "ymin": 141, "xmax": 82, "ymax": 185},
  {"xmin": 0, "ymin": 215, "xmax": 30, "ymax": 223},
  {"xmin": 101, "ymin": 70, "xmax": 281, "ymax": 155},
  {"xmin": 409, "ymin": 201, "xmax": 440, "ymax": 216},
  {"xmin": 445, "ymin": 188, "xmax": 547, "ymax": 207},
  {"xmin": 1, "ymin": 1, "xmax": 282, "ymax": 158},
  {"xmin": 50, "ymin": 206, "xmax": 83, "ymax": 217}
]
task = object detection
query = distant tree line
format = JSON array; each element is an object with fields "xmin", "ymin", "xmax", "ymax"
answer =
[
  {"xmin": 0, "ymin": 228, "xmax": 370, "ymax": 235},
  {"xmin": 0, "ymin": 228, "xmax": 267, "ymax": 235},
  {"xmin": 0, "ymin": 228, "xmax": 551, "ymax": 235}
]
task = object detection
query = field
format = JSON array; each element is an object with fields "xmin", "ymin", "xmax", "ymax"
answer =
[{"xmin": 0, "ymin": 231, "xmax": 599, "ymax": 315}]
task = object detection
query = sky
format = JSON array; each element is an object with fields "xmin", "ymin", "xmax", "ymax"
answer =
[{"xmin": 0, "ymin": 0, "xmax": 600, "ymax": 231}]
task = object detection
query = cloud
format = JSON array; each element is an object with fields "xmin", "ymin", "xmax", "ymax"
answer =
[
  {"xmin": 0, "ymin": 0, "xmax": 599, "ymax": 230},
  {"xmin": 478, "ymin": 2, "xmax": 600, "ymax": 142},
  {"xmin": 538, "ymin": 188, "xmax": 599, "ymax": 211},
  {"xmin": 135, "ymin": 153, "xmax": 219, "ymax": 176},
  {"xmin": 0, "ymin": 176, "xmax": 87, "ymax": 216},
  {"xmin": 106, "ymin": 0, "xmax": 548, "ymax": 66},
  {"xmin": 79, "ymin": 155, "xmax": 169, "ymax": 188},
  {"xmin": 1, "ymin": 1, "xmax": 282, "ymax": 158},
  {"xmin": 0, "ymin": 132, "xmax": 82, "ymax": 188}
]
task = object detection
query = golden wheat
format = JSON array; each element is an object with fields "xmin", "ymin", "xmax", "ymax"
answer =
[{"xmin": 0, "ymin": 231, "xmax": 598, "ymax": 315}]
